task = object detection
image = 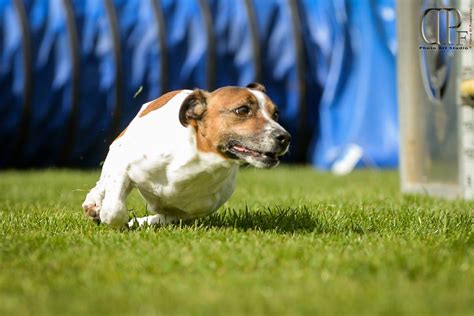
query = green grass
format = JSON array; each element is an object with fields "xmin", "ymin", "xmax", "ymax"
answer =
[{"xmin": 0, "ymin": 167, "xmax": 473, "ymax": 315}]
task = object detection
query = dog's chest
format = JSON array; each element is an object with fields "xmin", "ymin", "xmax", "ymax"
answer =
[{"xmin": 132, "ymin": 159, "xmax": 238, "ymax": 217}]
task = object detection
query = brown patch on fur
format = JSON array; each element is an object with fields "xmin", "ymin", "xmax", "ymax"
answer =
[
  {"xmin": 139, "ymin": 90, "xmax": 182, "ymax": 117},
  {"xmin": 193, "ymin": 87, "xmax": 269, "ymax": 156},
  {"xmin": 195, "ymin": 131, "xmax": 222, "ymax": 156},
  {"xmin": 114, "ymin": 90, "xmax": 182, "ymax": 143}
]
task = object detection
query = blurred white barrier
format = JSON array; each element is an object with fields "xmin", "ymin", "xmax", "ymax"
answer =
[{"xmin": 397, "ymin": 0, "xmax": 473, "ymax": 200}]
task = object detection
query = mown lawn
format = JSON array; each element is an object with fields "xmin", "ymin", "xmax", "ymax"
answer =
[{"xmin": 0, "ymin": 167, "xmax": 473, "ymax": 315}]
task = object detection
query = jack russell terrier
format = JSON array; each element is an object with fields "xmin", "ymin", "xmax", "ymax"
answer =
[{"xmin": 82, "ymin": 83, "xmax": 291, "ymax": 228}]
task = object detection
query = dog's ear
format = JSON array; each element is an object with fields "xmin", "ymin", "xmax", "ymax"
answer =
[
  {"xmin": 246, "ymin": 82, "xmax": 266, "ymax": 93},
  {"xmin": 179, "ymin": 89, "xmax": 209, "ymax": 127}
]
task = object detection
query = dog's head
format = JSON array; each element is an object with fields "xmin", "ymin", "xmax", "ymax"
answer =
[{"xmin": 179, "ymin": 83, "xmax": 291, "ymax": 168}]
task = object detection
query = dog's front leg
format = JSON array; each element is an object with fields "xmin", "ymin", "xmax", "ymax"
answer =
[{"xmin": 100, "ymin": 170, "xmax": 132, "ymax": 228}]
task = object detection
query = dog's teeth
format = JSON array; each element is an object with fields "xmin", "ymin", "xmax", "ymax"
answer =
[
  {"xmin": 233, "ymin": 145, "xmax": 264, "ymax": 157},
  {"xmin": 234, "ymin": 145, "xmax": 249, "ymax": 153}
]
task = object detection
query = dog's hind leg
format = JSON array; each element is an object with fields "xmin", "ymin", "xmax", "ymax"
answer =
[
  {"xmin": 128, "ymin": 214, "xmax": 178, "ymax": 228},
  {"xmin": 137, "ymin": 189, "xmax": 162, "ymax": 214}
]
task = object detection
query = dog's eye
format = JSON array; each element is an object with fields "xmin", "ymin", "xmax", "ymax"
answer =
[
  {"xmin": 234, "ymin": 105, "xmax": 251, "ymax": 116},
  {"xmin": 273, "ymin": 110, "xmax": 279, "ymax": 121}
]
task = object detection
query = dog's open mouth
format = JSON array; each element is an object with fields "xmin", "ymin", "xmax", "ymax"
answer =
[{"xmin": 227, "ymin": 144, "xmax": 278, "ymax": 161}]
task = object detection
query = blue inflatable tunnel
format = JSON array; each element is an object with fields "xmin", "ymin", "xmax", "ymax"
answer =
[
  {"xmin": 0, "ymin": 0, "xmax": 398, "ymax": 169},
  {"xmin": 303, "ymin": 0, "xmax": 398, "ymax": 170}
]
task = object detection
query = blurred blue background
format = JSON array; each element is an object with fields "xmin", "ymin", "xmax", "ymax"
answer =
[{"xmin": 0, "ymin": 0, "xmax": 397, "ymax": 169}]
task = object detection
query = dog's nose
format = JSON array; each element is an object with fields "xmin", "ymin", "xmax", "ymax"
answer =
[{"xmin": 274, "ymin": 131, "xmax": 291, "ymax": 148}]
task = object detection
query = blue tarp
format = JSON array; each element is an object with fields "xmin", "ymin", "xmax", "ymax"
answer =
[
  {"xmin": 0, "ymin": 0, "xmax": 397, "ymax": 169},
  {"xmin": 0, "ymin": 1, "xmax": 24, "ymax": 165},
  {"xmin": 302, "ymin": 0, "xmax": 398, "ymax": 169}
]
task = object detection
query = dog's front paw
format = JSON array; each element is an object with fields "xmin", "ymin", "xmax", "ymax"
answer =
[
  {"xmin": 99, "ymin": 201, "xmax": 129, "ymax": 229},
  {"xmin": 82, "ymin": 203, "xmax": 101, "ymax": 223}
]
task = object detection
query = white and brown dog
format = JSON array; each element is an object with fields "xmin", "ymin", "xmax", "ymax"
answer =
[{"xmin": 82, "ymin": 83, "xmax": 290, "ymax": 228}]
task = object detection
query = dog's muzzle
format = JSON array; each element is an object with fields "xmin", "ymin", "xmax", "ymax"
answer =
[{"xmin": 271, "ymin": 129, "xmax": 291, "ymax": 155}]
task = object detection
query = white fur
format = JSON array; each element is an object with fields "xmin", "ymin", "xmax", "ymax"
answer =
[
  {"xmin": 248, "ymin": 89, "xmax": 289, "ymax": 156},
  {"xmin": 82, "ymin": 90, "xmax": 239, "ymax": 228},
  {"xmin": 248, "ymin": 89, "xmax": 281, "ymax": 131}
]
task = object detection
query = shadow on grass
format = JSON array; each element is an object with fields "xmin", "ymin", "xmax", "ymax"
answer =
[{"xmin": 189, "ymin": 206, "xmax": 364, "ymax": 235}]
